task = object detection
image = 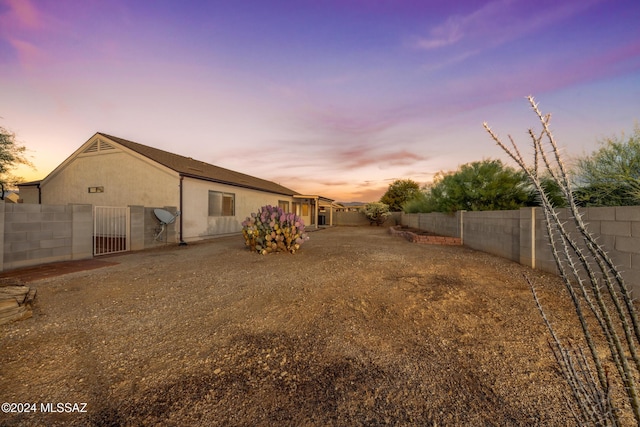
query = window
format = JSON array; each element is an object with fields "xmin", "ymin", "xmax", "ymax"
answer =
[
  {"xmin": 278, "ymin": 200, "xmax": 290, "ymax": 212},
  {"xmin": 208, "ymin": 191, "xmax": 235, "ymax": 216}
]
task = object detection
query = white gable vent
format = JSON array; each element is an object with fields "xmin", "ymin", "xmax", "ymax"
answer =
[{"xmin": 83, "ymin": 139, "xmax": 116, "ymax": 154}]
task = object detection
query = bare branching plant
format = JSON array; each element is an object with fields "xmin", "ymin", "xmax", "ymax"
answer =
[{"xmin": 484, "ymin": 96, "xmax": 640, "ymax": 426}]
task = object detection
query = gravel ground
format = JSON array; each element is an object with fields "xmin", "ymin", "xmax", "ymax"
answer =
[{"xmin": 0, "ymin": 226, "xmax": 615, "ymax": 426}]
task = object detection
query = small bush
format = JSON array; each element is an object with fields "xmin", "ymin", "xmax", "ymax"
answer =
[
  {"xmin": 241, "ymin": 205, "xmax": 309, "ymax": 254},
  {"xmin": 361, "ymin": 202, "xmax": 391, "ymax": 226}
]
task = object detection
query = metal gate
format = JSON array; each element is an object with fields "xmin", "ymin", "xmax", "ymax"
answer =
[{"xmin": 94, "ymin": 206, "xmax": 130, "ymax": 256}]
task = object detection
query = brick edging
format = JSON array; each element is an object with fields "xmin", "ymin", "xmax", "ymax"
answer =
[{"xmin": 388, "ymin": 226, "xmax": 461, "ymax": 246}]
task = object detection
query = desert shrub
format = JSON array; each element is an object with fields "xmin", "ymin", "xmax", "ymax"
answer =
[
  {"xmin": 242, "ymin": 205, "xmax": 308, "ymax": 254},
  {"xmin": 572, "ymin": 124, "xmax": 640, "ymax": 206},
  {"xmin": 361, "ymin": 202, "xmax": 391, "ymax": 226}
]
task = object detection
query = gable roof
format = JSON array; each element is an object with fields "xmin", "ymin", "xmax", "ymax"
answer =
[{"xmin": 98, "ymin": 133, "xmax": 298, "ymax": 196}]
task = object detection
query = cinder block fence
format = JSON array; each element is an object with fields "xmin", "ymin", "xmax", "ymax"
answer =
[
  {"xmin": 401, "ymin": 206, "xmax": 640, "ymax": 294},
  {"xmin": 3, "ymin": 201, "xmax": 639, "ymax": 296},
  {"xmin": 0, "ymin": 203, "xmax": 93, "ymax": 271},
  {"xmin": 0, "ymin": 202, "xmax": 177, "ymax": 272}
]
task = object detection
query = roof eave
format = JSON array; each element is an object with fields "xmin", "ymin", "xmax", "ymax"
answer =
[{"xmin": 179, "ymin": 172, "xmax": 297, "ymax": 197}]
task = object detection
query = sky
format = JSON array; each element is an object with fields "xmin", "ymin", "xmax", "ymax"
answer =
[{"xmin": 1, "ymin": 0, "xmax": 639, "ymax": 202}]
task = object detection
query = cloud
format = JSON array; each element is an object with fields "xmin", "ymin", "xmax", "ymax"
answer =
[
  {"xmin": 414, "ymin": 0, "xmax": 512, "ymax": 51},
  {"xmin": 1, "ymin": 0, "xmax": 42, "ymax": 30},
  {"xmin": 7, "ymin": 37, "xmax": 47, "ymax": 69},
  {"xmin": 414, "ymin": 0, "xmax": 603, "ymax": 68},
  {"xmin": 0, "ymin": 0, "xmax": 53, "ymax": 68},
  {"xmin": 415, "ymin": 14, "xmax": 465, "ymax": 50}
]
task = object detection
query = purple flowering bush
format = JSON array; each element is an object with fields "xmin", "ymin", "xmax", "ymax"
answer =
[{"xmin": 241, "ymin": 205, "xmax": 309, "ymax": 254}]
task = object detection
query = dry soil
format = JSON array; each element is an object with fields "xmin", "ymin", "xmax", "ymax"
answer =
[{"xmin": 0, "ymin": 226, "xmax": 611, "ymax": 426}]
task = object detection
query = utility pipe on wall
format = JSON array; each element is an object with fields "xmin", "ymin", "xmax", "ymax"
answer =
[{"xmin": 179, "ymin": 175, "xmax": 187, "ymax": 245}]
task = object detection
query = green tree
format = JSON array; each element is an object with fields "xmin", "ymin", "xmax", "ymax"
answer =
[
  {"xmin": 415, "ymin": 159, "xmax": 533, "ymax": 213},
  {"xmin": 0, "ymin": 126, "xmax": 32, "ymax": 199},
  {"xmin": 402, "ymin": 189, "xmax": 432, "ymax": 213},
  {"xmin": 573, "ymin": 125, "xmax": 640, "ymax": 206},
  {"xmin": 379, "ymin": 179, "xmax": 420, "ymax": 211}
]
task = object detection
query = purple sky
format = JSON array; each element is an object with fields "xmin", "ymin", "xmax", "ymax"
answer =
[{"xmin": 1, "ymin": 0, "xmax": 639, "ymax": 202}]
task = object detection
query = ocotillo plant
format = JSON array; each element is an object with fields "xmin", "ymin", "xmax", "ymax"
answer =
[
  {"xmin": 484, "ymin": 97, "xmax": 640, "ymax": 426},
  {"xmin": 242, "ymin": 205, "xmax": 309, "ymax": 254}
]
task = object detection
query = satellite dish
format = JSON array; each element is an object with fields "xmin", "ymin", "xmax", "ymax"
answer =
[
  {"xmin": 154, "ymin": 208, "xmax": 177, "ymax": 224},
  {"xmin": 153, "ymin": 209, "xmax": 181, "ymax": 241}
]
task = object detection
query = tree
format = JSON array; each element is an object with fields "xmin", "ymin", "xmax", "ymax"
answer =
[
  {"xmin": 0, "ymin": 126, "xmax": 32, "ymax": 199},
  {"xmin": 379, "ymin": 179, "xmax": 420, "ymax": 211},
  {"xmin": 416, "ymin": 159, "xmax": 533, "ymax": 213},
  {"xmin": 402, "ymin": 187, "xmax": 434, "ymax": 213},
  {"xmin": 572, "ymin": 125, "xmax": 640, "ymax": 206}
]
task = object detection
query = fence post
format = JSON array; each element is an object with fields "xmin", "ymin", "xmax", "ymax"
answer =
[
  {"xmin": 459, "ymin": 210, "xmax": 465, "ymax": 245},
  {"xmin": 531, "ymin": 207, "xmax": 536, "ymax": 269},
  {"xmin": 0, "ymin": 201, "xmax": 4, "ymax": 272}
]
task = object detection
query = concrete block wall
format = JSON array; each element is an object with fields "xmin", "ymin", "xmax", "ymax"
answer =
[
  {"xmin": 334, "ymin": 211, "xmax": 399, "ymax": 227},
  {"xmin": 401, "ymin": 213, "xmax": 459, "ymax": 238},
  {"xmin": 463, "ymin": 210, "xmax": 521, "ymax": 263},
  {"xmin": 581, "ymin": 206, "xmax": 640, "ymax": 287},
  {"xmin": 419, "ymin": 212, "xmax": 460, "ymax": 239},
  {"xmin": 71, "ymin": 204, "xmax": 93, "ymax": 260},
  {"xmin": 401, "ymin": 206, "xmax": 640, "ymax": 294},
  {"xmin": 0, "ymin": 202, "xmax": 178, "ymax": 272},
  {"xmin": 1, "ymin": 202, "xmax": 93, "ymax": 271},
  {"xmin": 129, "ymin": 205, "xmax": 145, "ymax": 251}
]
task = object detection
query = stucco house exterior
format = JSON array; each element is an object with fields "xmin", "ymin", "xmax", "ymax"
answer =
[{"xmin": 18, "ymin": 132, "xmax": 335, "ymax": 243}]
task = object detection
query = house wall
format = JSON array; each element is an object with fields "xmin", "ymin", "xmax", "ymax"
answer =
[
  {"xmin": 17, "ymin": 186, "xmax": 39, "ymax": 204},
  {"xmin": 181, "ymin": 176, "xmax": 294, "ymax": 241},
  {"xmin": 401, "ymin": 206, "xmax": 640, "ymax": 294},
  {"xmin": 143, "ymin": 206, "xmax": 180, "ymax": 246},
  {"xmin": 41, "ymin": 149, "xmax": 179, "ymax": 208}
]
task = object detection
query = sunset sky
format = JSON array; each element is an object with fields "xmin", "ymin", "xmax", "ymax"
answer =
[{"xmin": 1, "ymin": 0, "xmax": 639, "ymax": 202}]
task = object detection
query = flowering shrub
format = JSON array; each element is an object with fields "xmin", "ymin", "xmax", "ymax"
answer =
[{"xmin": 241, "ymin": 205, "xmax": 309, "ymax": 254}]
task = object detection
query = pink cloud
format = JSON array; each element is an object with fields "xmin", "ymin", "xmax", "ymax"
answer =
[
  {"xmin": 334, "ymin": 145, "xmax": 427, "ymax": 169},
  {"xmin": 2, "ymin": 0, "xmax": 42, "ymax": 30},
  {"xmin": 0, "ymin": 0, "xmax": 54, "ymax": 69}
]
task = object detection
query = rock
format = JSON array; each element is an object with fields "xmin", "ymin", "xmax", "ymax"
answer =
[{"xmin": 0, "ymin": 281, "xmax": 36, "ymax": 325}]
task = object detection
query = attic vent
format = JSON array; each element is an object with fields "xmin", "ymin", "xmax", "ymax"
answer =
[
  {"xmin": 84, "ymin": 141, "xmax": 99, "ymax": 153},
  {"xmin": 83, "ymin": 139, "xmax": 116, "ymax": 154},
  {"xmin": 100, "ymin": 140, "xmax": 115, "ymax": 150}
]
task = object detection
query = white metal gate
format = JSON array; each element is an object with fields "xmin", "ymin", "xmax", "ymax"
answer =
[{"xmin": 94, "ymin": 206, "xmax": 130, "ymax": 256}]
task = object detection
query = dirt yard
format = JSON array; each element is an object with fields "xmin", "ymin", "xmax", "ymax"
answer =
[{"xmin": 0, "ymin": 226, "xmax": 598, "ymax": 425}]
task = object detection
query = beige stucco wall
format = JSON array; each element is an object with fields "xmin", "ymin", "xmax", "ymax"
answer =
[
  {"xmin": 181, "ymin": 176, "xmax": 294, "ymax": 241},
  {"xmin": 41, "ymin": 149, "xmax": 179, "ymax": 207},
  {"xmin": 18, "ymin": 186, "xmax": 40, "ymax": 204}
]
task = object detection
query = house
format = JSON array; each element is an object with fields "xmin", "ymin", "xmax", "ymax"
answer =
[
  {"xmin": 1, "ymin": 191, "xmax": 20, "ymax": 203},
  {"xmin": 18, "ymin": 132, "xmax": 336, "ymax": 243},
  {"xmin": 336, "ymin": 201, "xmax": 366, "ymax": 212}
]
